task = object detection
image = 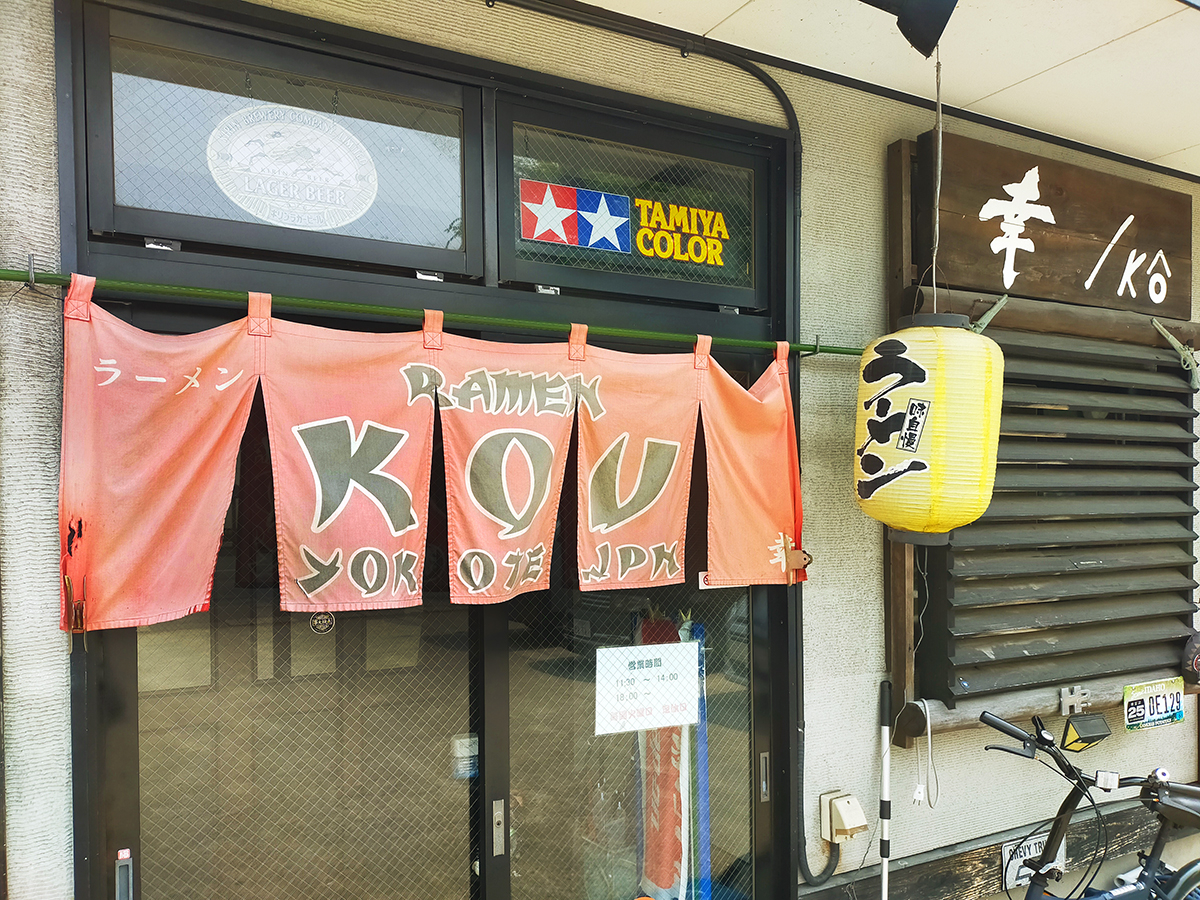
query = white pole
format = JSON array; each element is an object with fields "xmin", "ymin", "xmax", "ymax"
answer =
[{"xmin": 880, "ymin": 681, "xmax": 892, "ymax": 900}]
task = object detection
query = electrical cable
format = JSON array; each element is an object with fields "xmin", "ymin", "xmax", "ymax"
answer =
[
  {"xmin": 844, "ymin": 814, "xmax": 882, "ymax": 900},
  {"xmin": 914, "ymin": 546, "xmax": 931, "ymax": 654},
  {"xmin": 797, "ymin": 725, "xmax": 841, "ymax": 885},
  {"xmin": 914, "ymin": 700, "xmax": 940, "ymax": 809},
  {"xmin": 931, "ymin": 47, "xmax": 942, "ymax": 315}
]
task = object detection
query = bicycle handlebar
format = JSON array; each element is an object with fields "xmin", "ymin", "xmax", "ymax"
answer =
[
  {"xmin": 979, "ymin": 710, "xmax": 1192, "ymax": 794},
  {"xmin": 977, "ymin": 709, "xmax": 1199, "ymax": 895},
  {"xmin": 979, "ymin": 710, "xmax": 1034, "ymax": 744}
]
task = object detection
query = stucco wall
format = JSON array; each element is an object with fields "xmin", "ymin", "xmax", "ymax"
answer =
[
  {"xmin": 3, "ymin": 0, "xmax": 1200, "ymax": 896},
  {"xmin": 0, "ymin": 1, "xmax": 73, "ymax": 899}
]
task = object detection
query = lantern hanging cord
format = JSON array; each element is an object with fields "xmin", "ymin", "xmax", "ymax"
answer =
[
  {"xmin": 0, "ymin": 267, "xmax": 865, "ymax": 357},
  {"xmin": 931, "ymin": 48, "xmax": 942, "ymax": 316}
]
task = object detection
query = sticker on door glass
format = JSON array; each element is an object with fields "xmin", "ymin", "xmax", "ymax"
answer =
[
  {"xmin": 595, "ymin": 641, "xmax": 699, "ymax": 736},
  {"xmin": 1124, "ymin": 676, "xmax": 1185, "ymax": 731}
]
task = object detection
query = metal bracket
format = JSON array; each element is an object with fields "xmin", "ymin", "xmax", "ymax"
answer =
[
  {"xmin": 28, "ymin": 253, "xmax": 35, "ymax": 287},
  {"xmin": 1060, "ymin": 684, "xmax": 1091, "ymax": 716},
  {"xmin": 1151, "ymin": 318, "xmax": 1200, "ymax": 389},
  {"xmin": 798, "ymin": 335, "xmax": 821, "ymax": 359},
  {"xmin": 64, "ymin": 574, "xmax": 87, "ymax": 652},
  {"xmin": 970, "ymin": 294, "xmax": 1008, "ymax": 333}
]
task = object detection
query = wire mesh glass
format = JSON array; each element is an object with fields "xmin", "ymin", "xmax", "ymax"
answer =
[
  {"xmin": 133, "ymin": 355, "xmax": 757, "ymax": 900},
  {"xmin": 111, "ymin": 39, "xmax": 464, "ymax": 248},
  {"xmin": 508, "ymin": 560, "xmax": 753, "ymax": 899},
  {"xmin": 136, "ymin": 406, "xmax": 474, "ymax": 900},
  {"xmin": 513, "ymin": 123, "xmax": 755, "ymax": 289}
]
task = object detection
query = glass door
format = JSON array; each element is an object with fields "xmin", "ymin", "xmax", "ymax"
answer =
[
  {"xmin": 134, "ymin": 594, "xmax": 474, "ymax": 899},
  {"xmin": 508, "ymin": 584, "xmax": 754, "ymax": 900}
]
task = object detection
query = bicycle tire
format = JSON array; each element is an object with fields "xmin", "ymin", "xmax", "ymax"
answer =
[{"xmin": 1160, "ymin": 859, "xmax": 1200, "ymax": 900}]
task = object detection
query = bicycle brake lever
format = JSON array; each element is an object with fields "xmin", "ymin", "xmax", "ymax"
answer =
[{"xmin": 986, "ymin": 741, "xmax": 1037, "ymax": 760}]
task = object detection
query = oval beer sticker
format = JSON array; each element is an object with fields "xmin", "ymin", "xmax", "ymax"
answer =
[{"xmin": 207, "ymin": 104, "xmax": 378, "ymax": 231}]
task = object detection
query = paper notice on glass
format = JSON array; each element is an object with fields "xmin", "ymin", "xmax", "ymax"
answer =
[{"xmin": 595, "ymin": 641, "xmax": 700, "ymax": 736}]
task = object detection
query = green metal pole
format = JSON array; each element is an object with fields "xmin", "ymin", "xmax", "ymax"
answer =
[{"xmin": 0, "ymin": 268, "xmax": 866, "ymax": 356}]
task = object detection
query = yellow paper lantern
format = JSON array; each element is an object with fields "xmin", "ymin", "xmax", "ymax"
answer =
[{"xmin": 853, "ymin": 314, "xmax": 1004, "ymax": 538}]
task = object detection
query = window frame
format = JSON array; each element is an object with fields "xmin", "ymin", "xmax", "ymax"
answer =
[
  {"xmin": 83, "ymin": 5, "xmax": 485, "ymax": 276},
  {"xmin": 496, "ymin": 97, "xmax": 776, "ymax": 310}
]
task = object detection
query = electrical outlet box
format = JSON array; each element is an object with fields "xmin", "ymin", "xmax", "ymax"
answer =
[{"xmin": 819, "ymin": 790, "xmax": 868, "ymax": 844}]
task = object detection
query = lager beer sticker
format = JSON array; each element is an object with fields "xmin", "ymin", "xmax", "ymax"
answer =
[
  {"xmin": 208, "ymin": 104, "xmax": 378, "ymax": 231},
  {"xmin": 1124, "ymin": 676, "xmax": 1184, "ymax": 731}
]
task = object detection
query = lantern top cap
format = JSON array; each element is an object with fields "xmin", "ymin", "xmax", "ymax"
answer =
[
  {"xmin": 897, "ymin": 313, "xmax": 970, "ymax": 330},
  {"xmin": 888, "ymin": 528, "xmax": 950, "ymax": 545}
]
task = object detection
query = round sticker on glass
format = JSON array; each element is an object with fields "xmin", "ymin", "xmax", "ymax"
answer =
[
  {"xmin": 310, "ymin": 612, "xmax": 336, "ymax": 635},
  {"xmin": 207, "ymin": 104, "xmax": 378, "ymax": 231}
]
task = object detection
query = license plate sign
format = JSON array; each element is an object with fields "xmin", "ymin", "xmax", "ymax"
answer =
[
  {"xmin": 1001, "ymin": 831, "xmax": 1064, "ymax": 890},
  {"xmin": 1124, "ymin": 676, "xmax": 1185, "ymax": 731}
]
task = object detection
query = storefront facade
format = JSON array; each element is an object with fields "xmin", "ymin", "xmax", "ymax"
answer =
[{"xmin": 2, "ymin": 1, "xmax": 1199, "ymax": 900}]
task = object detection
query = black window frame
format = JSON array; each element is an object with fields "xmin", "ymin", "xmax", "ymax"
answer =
[
  {"xmin": 64, "ymin": 5, "xmax": 802, "ymax": 898},
  {"xmin": 69, "ymin": 4, "xmax": 797, "ymax": 358},
  {"xmin": 497, "ymin": 97, "xmax": 776, "ymax": 310},
  {"xmin": 83, "ymin": 4, "xmax": 485, "ymax": 277}
]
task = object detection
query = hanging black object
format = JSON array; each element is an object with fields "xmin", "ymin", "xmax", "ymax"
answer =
[
  {"xmin": 1182, "ymin": 632, "xmax": 1200, "ymax": 684},
  {"xmin": 857, "ymin": 0, "xmax": 959, "ymax": 58}
]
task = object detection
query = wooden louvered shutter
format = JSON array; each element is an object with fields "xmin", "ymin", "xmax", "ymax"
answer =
[{"xmin": 916, "ymin": 328, "xmax": 1197, "ymax": 707}]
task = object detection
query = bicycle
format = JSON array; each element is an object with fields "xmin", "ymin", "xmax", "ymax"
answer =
[{"xmin": 979, "ymin": 710, "xmax": 1200, "ymax": 900}]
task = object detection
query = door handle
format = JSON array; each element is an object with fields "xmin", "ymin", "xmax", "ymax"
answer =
[
  {"xmin": 116, "ymin": 849, "xmax": 134, "ymax": 900},
  {"xmin": 492, "ymin": 799, "xmax": 505, "ymax": 856}
]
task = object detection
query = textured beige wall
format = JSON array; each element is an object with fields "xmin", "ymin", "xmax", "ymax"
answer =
[
  {"xmin": 3, "ymin": 0, "xmax": 1200, "ymax": 893},
  {"xmin": 0, "ymin": 0, "xmax": 73, "ymax": 899}
]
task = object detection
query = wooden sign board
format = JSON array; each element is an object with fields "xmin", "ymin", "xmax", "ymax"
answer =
[{"xmin": 917, "ymin": 132, "xmax": 1192, "ymax": 321}]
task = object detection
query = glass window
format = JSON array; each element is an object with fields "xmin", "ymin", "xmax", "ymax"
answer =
[
  {"xmin": 513, "ymin": 123, "xmax": 756, "ymax": 290},
  {"xmin": 111, "ymin": 39, "xmax": 464, "ymax": 250}
]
